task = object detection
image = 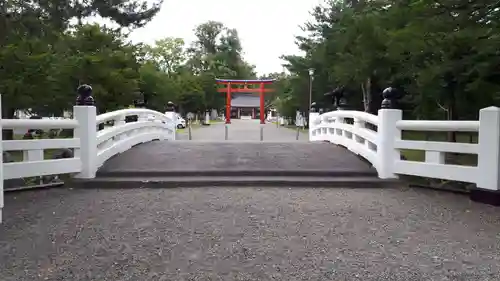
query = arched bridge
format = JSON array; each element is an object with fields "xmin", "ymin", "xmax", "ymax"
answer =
[
  {"xmin": 2, "ymin": 90, "xmax": 500, "ymax": 280},
  {"xmin": 1, "ymin": 92, "xmax": 500, "ymax": 223}
]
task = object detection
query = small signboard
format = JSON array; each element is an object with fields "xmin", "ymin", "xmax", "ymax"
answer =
[{"xmin": 186, "ymin": 112, "xmax": 195, "ymax": 120}]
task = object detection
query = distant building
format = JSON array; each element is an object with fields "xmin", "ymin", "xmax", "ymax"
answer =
[{"xmin": 230, "ymin": 93, "xmax": 261, "ymax": 119}]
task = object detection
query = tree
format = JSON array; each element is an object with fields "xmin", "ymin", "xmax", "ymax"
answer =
[
  {"xmin": 142, "ymin": 37, "xmax": 186, "ymax": 75},
  {"xmin": 0, "ymin": 0, "xmax": 164, "ymax": 139},
  {"xmin": 279, "ymin": 0, "xmax": 500, "ymax": 127},
  {"xmin": 185, "ymin": 21, "xmax": 256, "ymax": 111}
]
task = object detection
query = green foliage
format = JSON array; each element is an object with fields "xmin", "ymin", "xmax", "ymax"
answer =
[
  {"xmin": 274, "ymin": 0, "xmax": 500, "ymax": 121},
  {"xmin": 1, "ymin": 0, "xmax": 255, "ymax": 125}
]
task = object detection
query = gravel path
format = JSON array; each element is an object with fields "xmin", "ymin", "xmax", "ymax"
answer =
[
  {"xmin": 1, "ymin": 186, "xmax": 500, "ymax": 280},
  {"xmin": 177, "ymin": 119, "xmax": 307, "ymax": 142}
]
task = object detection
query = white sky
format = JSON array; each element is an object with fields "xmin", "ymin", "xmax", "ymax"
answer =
[{"xmin": 128, "ymin": 0, "xmax": 323, "ymax": 75}]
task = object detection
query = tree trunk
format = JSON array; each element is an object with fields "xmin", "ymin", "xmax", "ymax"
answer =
[
  {"xmin": 364, "ymin": 75, "xmax": 382, "ymax": 114},
  {"xmin": 361, "ymin": 77, "xmax": 371, "ymax": 112},
  {"xmin": 444, "ymin": 74, "xmax": 458, "ymax": 143},
  {"xmin": 446, "ymin": 98, "xmax": 457, "ymax": 143}
]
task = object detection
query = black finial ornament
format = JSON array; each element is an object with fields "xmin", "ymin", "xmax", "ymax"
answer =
[
  {"xmin": 381, "ymin": 87, "xmax": 402, "ymax": 109},
  {"xmin": 76, "ymin": 84, "xmax": 94, "ymax": 106},
  {"xmin": 166, "ymin": 101, "xmax": 175, "ymax": 112},
  {"xmin": 310, "ymin": 102, "xmax": 317, "ymax": 112}
]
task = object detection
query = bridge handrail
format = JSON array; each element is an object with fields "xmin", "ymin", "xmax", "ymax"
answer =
[
  {"xmin": 96, "ymin": 108, "xmax": 173, "ymax": 124},
  {"xmin": 314, "ymin": 110, "xmax": 379, "ymax": 127},
  {"xmin": 310, "ymin": 106, "xmax": 499, "ymax": 192},
  {"xmin": 0, "ymin": 107, "xmax": 175, "ymax": 181},
  {"xmin": 0, "ymin": 100, "xmax": 176, "ymax": 222},
  {"xmin": 1, "ymin": 118, "xmax": 81, "ymax": 181},
  {"xmin": 95, "ymin": 109, "xmax": 175, "ymax": 169},
  {"xmin": 396, "ymin": 120, "xmax": 479, "ymax": 132},
  {"xmin": 2, "ymin": 119, "xmax": 78, "ymax": 129}
]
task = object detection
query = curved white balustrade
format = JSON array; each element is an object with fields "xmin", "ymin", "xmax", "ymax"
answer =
[
  {"xmin": 2, "ymin": 119, "xmax": 82, "ymax": 180},
  {"xmin": 310, "ymin": 110, "xmax": 379, "ymax": 171},
  {"xmin": 0, "ymin": 108, "xmax": 174, "ymax": 181},
  {"xmin": 95, "ymin": 108, "xmax": 175, "ymax": 169},
  {"xmin": 0, "ymin": 103, "xmax": 177, "ymax": 222},
  {"xmin": 309, "ymin": 107, "xmax": 500, "ymax": 192}
]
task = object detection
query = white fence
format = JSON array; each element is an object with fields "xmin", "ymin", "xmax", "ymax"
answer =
[
  {"xmin": 309, "ymin": 107, "xmax": 500, "ymax": 191},
  {"xmin": 0, "ymin": 99, "xmax": 176, "ymax": 222}
]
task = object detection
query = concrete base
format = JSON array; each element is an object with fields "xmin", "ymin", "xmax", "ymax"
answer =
[{"xmin": 470, "ymin": 188, "xmax": 500, "ymax": 206}]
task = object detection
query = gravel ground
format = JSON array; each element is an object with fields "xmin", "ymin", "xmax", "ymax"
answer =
[
  {"xmin": 176, "ymin": 119, "xmax": 307, "ymax": 142},
  {"xmin": 1, "ymin": 186, "xmax": 500, "ymax": 281}
]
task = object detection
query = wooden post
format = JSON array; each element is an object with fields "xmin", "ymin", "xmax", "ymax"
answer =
[
  {"xmin": 259, "ymin": 82, "xmax": 265, "ymax": 124},
  {"xmin": 226, "ymin": 83, "xmax": 231, "ymax": 124}
]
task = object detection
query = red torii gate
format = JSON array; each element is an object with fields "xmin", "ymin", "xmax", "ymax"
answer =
[{"xmin": 215, "ymin": 78, "xmax": 275, "ymax": 124}]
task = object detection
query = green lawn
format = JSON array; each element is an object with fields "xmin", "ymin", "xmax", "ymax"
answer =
[
  {"xmin": 286, "ymin": 125, "xmax": 307, "ymax": 133},
  {"xmin": 400, "ymin": 131, "xmax": 477, "ymax": 166},
  {"xmin": 209, "ymin": 119, "xmax": 225, "ymax": 124}
]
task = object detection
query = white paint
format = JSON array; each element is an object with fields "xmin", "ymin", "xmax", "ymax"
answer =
[
  {"xmin": 73, "ymin": 106, "xmax": 97, "ymax": 179},
  {"xmin": 96, "ymin": 109, "xmax": 175, "ymax": 168},
  {"xmin": 477, "ymin": 107, "xmax": 500, "ymax": 190},
  {"xmin": 376, "ymin": 109, "xmax": 402, "ymax": 179},
  {"xmin": 310, "ymin": 107, "xmax": 500, "ymax": 190},
  {"xmin": 308, "ymin": 112, "xmax": 320, "ymax": 141}
]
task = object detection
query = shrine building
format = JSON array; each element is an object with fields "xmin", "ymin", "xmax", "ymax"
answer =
[{"xmin": 230, "ymin": 93, "xmax": 261, "ymax": 119}]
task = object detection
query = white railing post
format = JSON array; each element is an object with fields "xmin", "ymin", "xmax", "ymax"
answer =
[
  {"xmin": 476, "ymin": 106, "xmax": 500, "ymax": 191},
  {"xmin": 73, "ymin": 105, "xmax": 97, "ymax": 178},
  {"xmin": 0, "ymin": 95, "xmax": 4, "ymax": 223},
  {"xmin": 376, "ymin": 108, "xmax": 402, "ymax": 179},
  {"xmin": 309, "ymin": 111, "xmax": 320, "ymax": 141}
]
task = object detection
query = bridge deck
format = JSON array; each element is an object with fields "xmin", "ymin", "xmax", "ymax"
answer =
[
  {"xmin": 98, "ymin": 141, "xmax": 375, "ymax": 174},
  {"xmin": 99, "ymin": 119, "xmax": 375, "ymax": 175},
  {"xmin": 1, "ymin": 187, "xmax": 499, "ymax": 280}
]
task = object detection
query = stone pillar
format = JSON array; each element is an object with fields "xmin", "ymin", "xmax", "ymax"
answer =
[
  {"xmin": 377, "ymin": 87, "xmax": 403, "ymax": 179},
  {"xmin": 309, "ymin": 102, "xmax": 320, "ymax": 141},
  {"xmin": 164, "ymin": 101, "xmax": 177, "ymax": 138},
  {"xmin": 472, "ymin": 106, "xmax": 500, "ymax": 205},
  {"xmin": 74, "ymin": 84, "xmax": 97, "ymax": 179}
]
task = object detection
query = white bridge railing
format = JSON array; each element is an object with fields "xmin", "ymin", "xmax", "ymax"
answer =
[
  {"xmin": 309, "ymin": 107, "xmax": 499, "ymax": 191},
  {"xmin": 0, "ymin": 98, "xmax": 176, "ymax": 222}
]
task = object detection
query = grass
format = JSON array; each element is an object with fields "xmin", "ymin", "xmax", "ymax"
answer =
[
  {"xmin": 209, "ymin": 119, "xmax": 225, "ymax": 124},
  {"xmin": 7, "ymin": 132, "xmax": 73, "ymax": 162},
  {"xmin": 400, "ymin": 131, "xmax": 477, "ymax": 166},
  {"xmin": 7, "ymin": 149, "xmax": 63, "ymax": 162},
  {"xmin": 284, "ymin": 125, "xmax": 308, "ymax": 133}
]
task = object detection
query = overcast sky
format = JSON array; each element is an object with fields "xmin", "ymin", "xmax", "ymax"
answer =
[{"xmin": 128, "ymin": 0, "xmax": 323, "ymax": 75}]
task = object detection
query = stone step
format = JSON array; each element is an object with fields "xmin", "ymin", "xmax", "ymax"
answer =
[
  {"xmin": 74, "ymin": 176, "xmax": 399, "ymax": 189},
  {"xmin": 96, "ymin": 169, "xmax": 377, "ymax": 178}
]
